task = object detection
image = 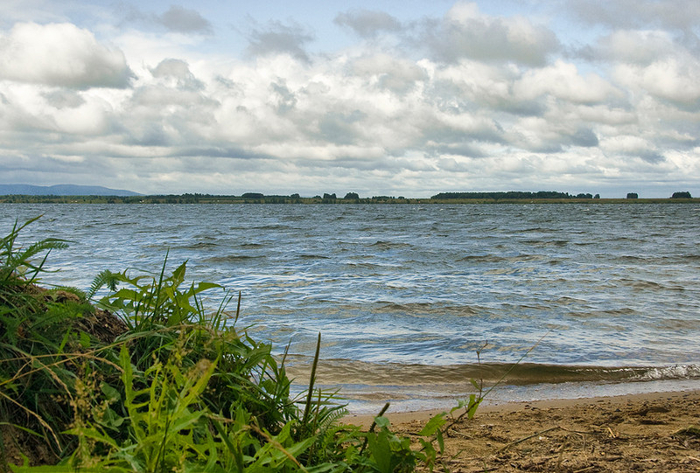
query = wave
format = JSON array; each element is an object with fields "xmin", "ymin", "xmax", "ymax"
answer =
[
  {"xmin": 371, "ymin": 301, "xmax": 483, "ymax": 317},
  {"xmin": 298, "ymin": 254, "xmax": 331, "ymax": 260},
  {"xmin": 369, "ymin": 240, "xmax": 413, "ymax": 250},
  {"xmin": 284, "ymin": 359, "xmax": 700, "ymax": 388},
  {"xmin": 458, "ymin": 254, "xmax": 547, "ymax": 264},
  {"xmin": 204, "ymin": 254, "xmax": 266, "ymax": 263},
  {"xmin": 179, "ymin": 242, "xmax": 218, "ymax": 250}
]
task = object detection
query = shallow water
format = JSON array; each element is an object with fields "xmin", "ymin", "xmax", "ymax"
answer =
[{"xmin": 3, "ymin": 203, "xmax": 700, "ymax": 412}]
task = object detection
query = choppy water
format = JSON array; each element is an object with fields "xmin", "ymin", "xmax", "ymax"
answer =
[{"xmin": 3, "ymin": 203, "xmax": 700, "ymax": 412}]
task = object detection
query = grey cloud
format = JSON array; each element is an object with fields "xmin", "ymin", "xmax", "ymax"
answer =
[
  {"xmin": 417, "ymin": 14, "xmax": 559, "ymax": 66},
  {"xmin": 151, "ymin": 58, "xmax": 191, "ymax": 78},
  {"xmin": 158, "ymin": 5, "xmax": 212, "ymax": 34},
  {"xmin": 246, "ymin": 21, "xmax": 314, "ymax": 62},
  {"xmin": 430, "ymin": 143, "xmax": 487, "ymax": 158},
  {"xmin": 316, "ymin": 110, "xmax": 367, "ymax": 145},
  {"xmin": 150, "ymin": 58, "xmax": 204, "ymax": 90},
  {"xmin": 270, "ymin": 80, "xmax": 297, "ymax": 114},
  {"xmin": 570, "ymin": 128, "xmax": 599, "ymax": 147},
  {"xmin": 334, "ymin": 9, "xmax": 402, "ymax": 38},
  {"xmin": 42, "ymin": 90, "xmax": 86, "ymax": 109},
  {"xmin": 636, "ymin": 150, "xmax": 666, "ymax": 164},
  {"xmin": 163, "ymin": 146, "xmax": 271, "ymax": 161},
  {"xmin": 121, "ymin": 81, "xmax": 219, "ymax": 146}
]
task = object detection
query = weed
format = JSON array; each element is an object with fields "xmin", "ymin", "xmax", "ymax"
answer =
[{"xmin": 1, "ymin": 217, "xmax": 478, "ymax": 472}]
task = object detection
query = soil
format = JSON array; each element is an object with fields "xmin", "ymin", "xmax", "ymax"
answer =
[
  {"xmin": 0, "ymin": 287, "xmax": 128, "ymax": 471},
  {"xmin": 357, "ymin": 390, "xmax": 700, "ymax": 472}
]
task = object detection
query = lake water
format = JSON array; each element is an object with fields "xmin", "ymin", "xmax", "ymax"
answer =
[{"xmin": 3, "ymin": 203, "xmax": 700, "ymax": 413}]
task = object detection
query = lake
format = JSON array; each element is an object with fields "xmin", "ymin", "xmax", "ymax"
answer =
[{"xmin": 3, "ymin": 203, "xmax": 700, "ymax": 412}]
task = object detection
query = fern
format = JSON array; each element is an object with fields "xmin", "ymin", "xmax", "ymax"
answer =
[{"xmin": 86, "ymin": 270, "xmax": 121, "ymax": 301}]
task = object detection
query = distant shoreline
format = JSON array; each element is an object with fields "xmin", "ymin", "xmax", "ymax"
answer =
[{"xmin": 1, "ymin": 195, "xmax": 698, "ymax": 204}]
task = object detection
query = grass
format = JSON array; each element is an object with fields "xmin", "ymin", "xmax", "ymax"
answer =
[{"xmin": 1, "ymin": 217, "xmax": 494, "ymax": 472}]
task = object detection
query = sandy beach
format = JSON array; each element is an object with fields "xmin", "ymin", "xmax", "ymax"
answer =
[{"xmin": 346, "ymin": 389, "xmax": 700, "ymax": 472}]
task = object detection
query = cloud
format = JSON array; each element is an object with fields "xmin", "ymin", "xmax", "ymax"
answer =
[
  {"xmin": 1, "ymin": 2, "xmax": 699, "ymax": 197},
  {"xmin": 567, "ymin": 0, "xmax": 700, "ymax": 33},
  {"xmin": 246, "ymin": 21, "xmax": 314, "ymax": 62},
  {"xmin": 514, "ymin": 60, "xmax": 619, "ymax": 105},
  {"xmin": 157, "ymin": 5, "xmax": 212, "ymax": 34},
  {"xmin": 334, "ymin": 9, "xmax": 402, "ymax": 38},
  {"xmin": 0, "ymin": 22, "xmax": 133, "ymax": 89},
  {"xmin": 150, "ymin": 58, "xmax": 204, "ymax": 90},
  {"xmin": 595, "ymin": 30, "xmax": 678, "ymax": 64},
  {"xmin": 592, "ymin": 31, "xmax": 700, "ymax": 108},
  {"xmin": 350, "ymin": 53, "xmax": 428, "ymax": 94},
  {"xmin": 613, "ymin": 58, "xmax": 700, "ymax": 107},
  {"xmin": 417, "ymin": 1, "xmax": 560, "ymax": 66}
]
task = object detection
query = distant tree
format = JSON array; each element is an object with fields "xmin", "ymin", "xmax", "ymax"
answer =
[
  {"xmin": 343, "ymin": 192, "xmax": 360, "ymax": 200},
  {"xmin": 594, "ymin": 194, "xmax": 600, "ymax": 199},
  {"xmin": 576, "ymin": 193, "xmax": 593, "ymax": 199},
  {"xmin": 626, "ymin": 193, "xmax": 639, "ymax": 199},
  {"xmin": 322, "ymin": 193, "xmax": 337, "ymax": 203},
  {"xmin": 242, "ymin": 192, "xmax": 264, "ymax": 200},
  {"xmin": 671, "ymin": 191, "xmax": 692, "ymax": 199}
]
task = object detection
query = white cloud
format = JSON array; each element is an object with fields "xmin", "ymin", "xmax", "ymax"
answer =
[
  {"xmin": 0, "ymin": 22, "xmax": 132, "ymax": 89},
  {"xmin": 613, "ymin": 58, "xmax": 700, "ymax": 105},
  {"xmin": 350, "ymin": 53, "xmax": 427, "ymax": 94},
  {"xmin": 597, "ymin": 30, "xmax": 677, "ymax": 64},
  {"xmin": 515, "ymin": 60, "xmax": 618, "ymax": 105}
]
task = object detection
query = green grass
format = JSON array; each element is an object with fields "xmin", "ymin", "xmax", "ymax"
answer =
[{"xmin": 0, "ymin": 217, "xmax": 491, "ymax": 472}]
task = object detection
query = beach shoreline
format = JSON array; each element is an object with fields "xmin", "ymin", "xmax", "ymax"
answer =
[
  {"xmin": 346, "ymin": 389, "xmax": 700, "ymax": 471},
  {"xmin": 345, "ymin": 387, "xmax": 700, "ymax": 425}
]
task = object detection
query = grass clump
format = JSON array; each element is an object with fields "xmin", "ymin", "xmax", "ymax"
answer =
[{"xmin": 1, "ymin": 217, "xmax": 474, "ymax": 472}]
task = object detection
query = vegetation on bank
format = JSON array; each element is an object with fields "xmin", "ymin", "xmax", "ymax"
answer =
[
  {"xmin": 0, "ymin": 217, "xmax": 486, "ymax": 472},
  {"xmin": 0, "ymin": 191, "xmax": 696, "ymax": 205}
]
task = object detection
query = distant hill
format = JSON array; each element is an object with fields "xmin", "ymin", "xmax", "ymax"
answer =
[{"xmin": 0, "ymin": 184, "xmax": 141, "ymax": 196}]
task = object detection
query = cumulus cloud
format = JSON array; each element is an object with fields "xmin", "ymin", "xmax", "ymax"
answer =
[
  {"xmin": 596, "ymin": 30, "xmax": 678, "ymax": 64},
  {"xmin": 334, "ymin": 9, "xmax": 402, "ymax": 38},
  {"xmin": 417, "ymin": 2, "xmax": 560, "ymax": 66},
  {"xmin": 583, "ymin": 28, "xmax": 700, "ymax": 109},
  {"xmin": 0, "ymin": 22, "xmax": 133, "ymax": 89},
  {"xmin": 514, "ymin": 61, "xmax": 619, "ymax": 104}
]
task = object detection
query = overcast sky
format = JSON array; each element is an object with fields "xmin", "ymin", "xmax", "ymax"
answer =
[{"xmin": 1, "ymin": 0, "xmax": 699, "ymax": 197}]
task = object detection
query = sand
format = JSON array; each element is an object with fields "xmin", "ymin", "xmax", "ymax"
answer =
[{"xmin": 345, "ymin": 389, "xmax": 700, "ymax": 472}]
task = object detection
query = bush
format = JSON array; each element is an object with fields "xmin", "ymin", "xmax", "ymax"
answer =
[{"xmin": 671, "ymin": 191, "xmax": 692, "ymax": 199}]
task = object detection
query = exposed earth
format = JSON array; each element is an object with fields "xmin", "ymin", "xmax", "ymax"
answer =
[{"xmin": 349, "ymin": 390, "xmax": 700, "ymax": 472}]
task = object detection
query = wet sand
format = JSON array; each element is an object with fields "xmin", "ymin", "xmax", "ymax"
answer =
[{"xmin": 345, "ymin": 389, "xmax": 700, "ymax": 472}]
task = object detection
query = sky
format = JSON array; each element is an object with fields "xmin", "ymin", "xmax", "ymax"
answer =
[{"xmin": 1, "ymin": 0, "xmax": 699, "ymax": 198}]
